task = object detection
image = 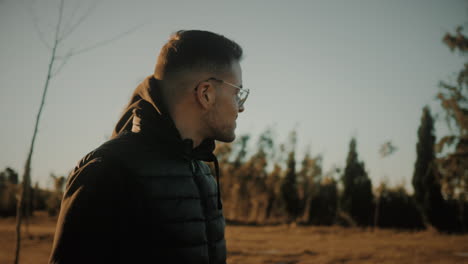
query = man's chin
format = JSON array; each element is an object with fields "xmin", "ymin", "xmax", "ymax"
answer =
[{"xmin": 216, "ymin": 132, "xmax": 236, "ymax": 143}]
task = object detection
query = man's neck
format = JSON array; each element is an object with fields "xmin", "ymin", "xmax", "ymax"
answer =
[{"xmin": 171, "ymin": 105, "xmax": 204, "ymax": 149}]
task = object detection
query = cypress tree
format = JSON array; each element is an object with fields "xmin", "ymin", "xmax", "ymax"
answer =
[
  {"xmin": 413, "ymin": 106, "xmax": 436, "ymax": 205},
  {"xmin": 281, "ymin": 151, "xmax": 300, "ymax": 222},
  {"xmin": 341, "ymin": 138, "xmax": 373, "ymax": 226},
  {"xmin": 412, "ymin": 106, "xmax": 446, "ymax": 229}
]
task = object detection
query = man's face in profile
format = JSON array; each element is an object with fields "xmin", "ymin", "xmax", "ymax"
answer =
[{"xmin": 206, "ymin": 61, "xmax": 245, "ymax": 143}]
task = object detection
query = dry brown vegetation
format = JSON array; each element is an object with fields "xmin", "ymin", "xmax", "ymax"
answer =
[
  {"xmin": 226, "ymin": 224, "xmax": 468, "ymax": 264},
  {"xmin": 0, "ymin": 211, "xmax": 467, "ymax": 264}
]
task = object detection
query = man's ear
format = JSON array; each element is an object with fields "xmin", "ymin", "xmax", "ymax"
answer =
[{"xmin": 195, "ymin": 81, "xmax": 216, "ymax": 110}]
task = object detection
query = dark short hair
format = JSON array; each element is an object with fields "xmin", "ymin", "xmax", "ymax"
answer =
[{"xmin": 154, "ymin": 30, "xmax": 243, "ymax": 79}]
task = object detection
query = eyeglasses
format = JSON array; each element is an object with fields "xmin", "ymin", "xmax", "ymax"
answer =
[{"xmin": 198, "ymin": 77, "xmax": 250, "ymax": 108}]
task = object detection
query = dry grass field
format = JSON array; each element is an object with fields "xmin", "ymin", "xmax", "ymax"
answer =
[{"xmin": 0, "ymin": 211, "xmax": 467, "ymax": 264}]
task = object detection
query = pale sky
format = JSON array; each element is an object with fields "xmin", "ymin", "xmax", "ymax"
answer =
[{"xmin": 1, "ymin": 0, "xmax": 467, "ymax": 191}]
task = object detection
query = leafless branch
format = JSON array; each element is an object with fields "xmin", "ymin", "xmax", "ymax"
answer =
[
  {"xmin": 53, "ymin": 0, "xmax": 65, "ymax": 45},
  {"xmin": 15, "ymin": 1, "xmax": 64, "ymax": 263},
  {"xmin": 58, "ymin": 0, "xmax": 101, "ymax": 43},
  {"xmin": 53, "ymin": 20, "xmax": 145, "ymax": 76},
  {"xmin": 51, "ymin": 50, "xmax": 74, "ymax": 77},
  {"xmin": 59, "ymin": 0, "xmax": 82, "ymax": 38},
  {"xmin": 71, "ymin": 21, "xmax": 145, "ymax": 56},
  {"xmin": 27, "ymin": 0, "xmax": 51, "ymax": 50}
]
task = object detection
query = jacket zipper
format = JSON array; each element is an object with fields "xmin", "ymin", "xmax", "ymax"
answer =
[{"xmin": 190, "ymin": 160, "xmax": 197, "ymax": 174}]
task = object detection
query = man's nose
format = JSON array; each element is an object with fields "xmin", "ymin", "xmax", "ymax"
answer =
[{"xmin": 238, "ymin": 104, "xmax": 245, "ymax": 113}]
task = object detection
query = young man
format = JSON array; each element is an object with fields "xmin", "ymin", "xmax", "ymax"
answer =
[{"xmin": 49, "ymin": 30, "xmax": 248, "ymax": 264}]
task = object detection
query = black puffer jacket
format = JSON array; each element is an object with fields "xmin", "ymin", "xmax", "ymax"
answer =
[{"xmin": 49, "ymin": 76, "xmax": 226, "ymax": 264}]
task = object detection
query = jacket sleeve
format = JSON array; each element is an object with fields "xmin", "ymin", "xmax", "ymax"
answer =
[{"xmin": 49, "ymin": 155, "xmax": 127, "ymax": 264}]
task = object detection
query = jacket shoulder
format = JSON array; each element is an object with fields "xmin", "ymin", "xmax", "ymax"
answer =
[{"xmin": 50, "ymin": 136, "xmax": 135, "ymax": 263}]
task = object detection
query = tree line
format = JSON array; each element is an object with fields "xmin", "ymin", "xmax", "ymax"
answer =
[
  {"xmin": 0, "ymin": 169, "xmax": 65, "ymax": 218},
  {"xmin": 210, "ymin": 111, "xmax": 465, "ymax": 233}
]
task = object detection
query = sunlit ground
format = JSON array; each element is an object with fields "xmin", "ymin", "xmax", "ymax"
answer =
[{"xmin": 0, "ymin": 211, "xmax": 467, "ymax": 264}]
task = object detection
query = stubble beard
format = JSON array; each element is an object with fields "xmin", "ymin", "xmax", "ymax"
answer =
[{"xmin": 205, "ymin": 109, "xmax": 236, "ymax": 143}]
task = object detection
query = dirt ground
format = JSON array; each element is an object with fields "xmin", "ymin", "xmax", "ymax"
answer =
[{"xmin": 1, "ymin": 211, "xmax": 467, "ymax": 264}]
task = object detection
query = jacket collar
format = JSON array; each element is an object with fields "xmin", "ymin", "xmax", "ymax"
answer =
[
  {"xmin": 112, "ymin": 75, "xmax": 216, "ymax": 162},
  {"xmin": 131, "ymin": 99, "xmax": 217, "ymax": 162}
]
